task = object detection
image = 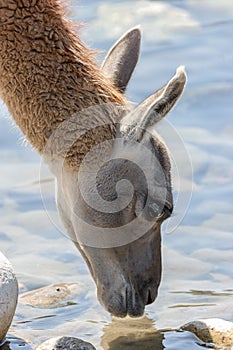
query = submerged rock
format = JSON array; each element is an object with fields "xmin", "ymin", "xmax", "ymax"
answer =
[
  {"xmin": 0, "ymin": 252, "xmax": 18, "ymax": 342},
  {"xmin": 36, "ymin": 337, "xmax": 96, "ymax": 350},
  {"xmin": 181, "ymin": 318, "xmax": 233, "ymax": 347},
  {"xmin": 1, "ymin": 333, "xmax": 33, "ymax": 350},
  {"xmin": 20, "ymin": 283, "xmax": 81, "ymax": 309}
]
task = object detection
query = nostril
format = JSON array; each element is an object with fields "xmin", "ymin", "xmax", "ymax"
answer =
[
  {"xmin": 146, "ymin": 289, "xmax": 156, "ymax": 305},
  {"xmin": 147, "ymin": 289, "xmax": 152, "ymax": 305}
]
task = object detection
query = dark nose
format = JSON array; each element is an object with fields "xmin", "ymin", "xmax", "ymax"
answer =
[{"xmin": 101, "ymin": 284, "xmax": 158, "ymax": 318}]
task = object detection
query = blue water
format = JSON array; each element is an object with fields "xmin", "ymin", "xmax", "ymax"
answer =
[{"xmin": 0, "ymin": 1, "xmax": 232, "ymax": 349}]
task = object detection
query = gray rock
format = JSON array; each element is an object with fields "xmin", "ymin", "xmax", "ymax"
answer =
[
  {"xmin": 0, "ymin": 252, "xmax": 18, "ymax": 342},
  {"xmin": 181, "ymin": 318, "xmax": 233, "ymax": 347},
  {"xmin": 36, "ymin": 337, "xmax": 96, "ymax": 350}
]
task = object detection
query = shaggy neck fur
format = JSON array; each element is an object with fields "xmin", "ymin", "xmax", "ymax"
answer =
[{"xmin": 0, "ymin": 0, "xmax": 126, "ymax": 168}]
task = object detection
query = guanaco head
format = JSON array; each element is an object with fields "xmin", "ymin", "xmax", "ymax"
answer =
[{"xmin": 56, "ymin": 28, "xmax": 186, "ymax": 317}]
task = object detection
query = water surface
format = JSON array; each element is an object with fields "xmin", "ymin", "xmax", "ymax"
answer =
[{"xmin": 0, "ymin": 1, "xmax": 232, "ymax": 349}]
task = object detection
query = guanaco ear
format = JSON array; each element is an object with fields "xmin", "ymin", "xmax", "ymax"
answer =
[
  {"xmin": 121, "ymin": 66, "xmax": 187, "ymax": 140},
  {"xmin": 101, "ymin": 27, "xmax": 141, "ymax": 93}
]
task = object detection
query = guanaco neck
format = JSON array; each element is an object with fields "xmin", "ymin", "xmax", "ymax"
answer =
[{"xmin": 0, "ymin": 0, "xmax": 126, "ymax": 168}]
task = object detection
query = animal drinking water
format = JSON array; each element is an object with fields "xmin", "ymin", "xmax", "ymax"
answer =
[{"xmin": 0, "ymin": 1, "xmax": 186, "ymax": 317}]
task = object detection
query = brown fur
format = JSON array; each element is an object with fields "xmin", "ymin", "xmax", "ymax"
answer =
[{"xmin": 0, "ymin": 0, "xmax": 126, "ymax": 168}]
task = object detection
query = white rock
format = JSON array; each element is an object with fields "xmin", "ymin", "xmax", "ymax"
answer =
[
  {"xmin": 181, "ymin": 318, "xmax": 233, "ymax": 347},
  {"xmin": 0, "ymin": 251, "xmax": 18, "ymax": 342},
  {"xmin": 36, "ymin": 337, "xmax": 96, "ymax": 350}
]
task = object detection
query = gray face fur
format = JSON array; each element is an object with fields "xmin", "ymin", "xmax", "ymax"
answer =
[{"xmin": 52, "ymin": 28, "xmax": 186, "ymax": 317}]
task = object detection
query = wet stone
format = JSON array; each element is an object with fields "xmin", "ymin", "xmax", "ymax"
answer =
[
  {"xmin": 36, "ymin": 337, "xmax": 96, "ymax": 350},
  {"xmin": 19, "ymin": 283, "xmax": 82, "ymax": 309},
  {"xmin": 181, "ymin": 318, "xmax": 233, "ymax": 347}
]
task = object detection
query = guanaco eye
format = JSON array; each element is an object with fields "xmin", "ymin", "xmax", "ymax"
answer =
[
  {"xmin": 146, "ymin": 202, "xmax": 172, "ymax": 221},
  {"xmin": 162, "ymin": 205, "xmax": 173, "ymax": 218}
]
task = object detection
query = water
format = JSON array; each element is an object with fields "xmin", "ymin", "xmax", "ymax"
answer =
[{"xmin": 0, "ymin": 0, "xmax": 233, "ymax": 349}]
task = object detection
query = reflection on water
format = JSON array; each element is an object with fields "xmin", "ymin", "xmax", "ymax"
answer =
[
  {"xmin": 101, "ymin": 317, "xmax": 164, "ymax": 350},
  {"xmin": 0, "ymin": 0, "xmax": 233, "ymax": 349},
  {"xmin": 171, "ymin": 290, "xmax": 233, "ymax": 297}
]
